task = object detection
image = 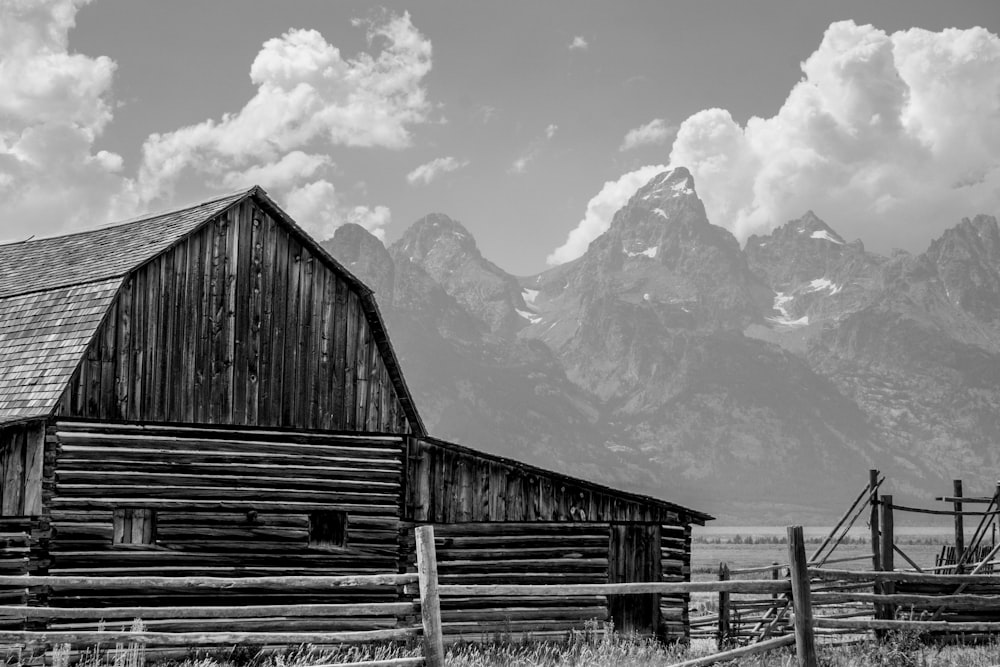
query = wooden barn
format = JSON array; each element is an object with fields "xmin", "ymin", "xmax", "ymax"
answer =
[{"xmin": 0, "ymin": 187, "xmax": 710, "ymax": 642}]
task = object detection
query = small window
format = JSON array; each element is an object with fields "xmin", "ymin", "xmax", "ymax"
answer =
[
  {"xmin": 309, "ymin": 511, "xmax": 348, "ymax": 550},
  {"xmin": 113, "ymin": 508, "xmax": 156, "ymax": 547}
]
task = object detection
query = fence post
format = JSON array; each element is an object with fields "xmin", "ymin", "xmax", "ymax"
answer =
[
  {"xmin": 787, "ymin": 526, "xmax": 817, "ymax": 667},
  {"xmin": 716, "ymin": 562, "xmax": 730, "ymax": 650},
  {"xmin": 953, "ymin": 480, "xmax": 965, "ymax": 574},
  {"xmin": 415, "ymin": 525, "xmax": 445, "ymax": 667},
  {"xmin": 869, "ymin": 469, "xmax": 881, "ymax": 572},
  {"xmin": 878, "ymin": 495, "xmax": 895, "ymax": 631}
]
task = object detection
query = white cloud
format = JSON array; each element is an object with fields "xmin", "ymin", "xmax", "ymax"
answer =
[
  {"xmin": 136, "ymin": 13, "xmax": 432, "ymax": 207},
  {"xmin": 509, "ymin": 123, "xmax": 559, "ymax": 175},
  {"xmin": 406, "ymin": 155, "xmax": 469, "ymax": 185},
  {"xmin": 668, "ymin": 21, "xmax": 1000, "ymax": 252},
  {"xmin": 284, "ymin": 180, "xmax": 391, "ymax": 242},
  {"xmin": 547, "ymin": 164, "xmax": 667, "ymax": 265},
  {"xmin": 620, "ymin": 118, "xmax": 675, "ymax": 151},
  {"xmin": 0, "ymin": 0, "xmax": 134, "ymax": 236},
  {"xmin": 569, "ymin": 36, "xmax": 588, "ymax": 51},
  {"xmin": 0, "ymin": 5, "xmax": 433, "ymax": 242}
]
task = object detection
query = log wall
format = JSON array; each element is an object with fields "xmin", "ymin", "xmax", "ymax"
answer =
[
  {"xmin": 43, "ymin": 420, "xmax": 407, "ymax": 633},
  {"xmin": 403, "ymin": 522, "xmax": 690, "ymax": 643},
  {"xmin": 0, "ymin": 516, "xmax": 49, "ymax": 630},
  {"xmin": 0, "ymin": 422, "xmax": 45, "ymax": 516},
  {"xmin": 55, "ymin": 199, "xmax": 412, "ymax": 434}
]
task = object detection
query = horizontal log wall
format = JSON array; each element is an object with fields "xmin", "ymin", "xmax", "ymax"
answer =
[
  {"xmin": 43, "ymin": 421, "xmax": 408, "ymax": 633},
  {"xmin": 0, "ymin": 517, "xmax": 49, "ymax": 631},
  {"xmin": 661, "ymin": 524, "xmax": 691, "ymax": 642},
  {"xmin": 56, "ymin": 199, "xmax": 411, "ymax": 434},
  {"xmin": 0, "ymin": 422, "xmax": 45, "ymax": 517},
  {"xmin": 405, "ymin": 523, "xmax": 610, "ymax": 641},
  {"xmin": 408, "ymin": 439, "xmax": 685, "ymax": 524}
]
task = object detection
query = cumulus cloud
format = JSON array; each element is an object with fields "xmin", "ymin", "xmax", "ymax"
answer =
[
  {"xmin": 0, "ymin": 5, "xmax": 433, "ymax": 243},
  {"xmin": 545, "ymin": 123, "xmax": 558, "ymax": 140},
  {"xmin": 547, "ymin": 164, "xmax": 667, "ymax": 265},
  {"xmin": 406, "ymin": 155, "xmax": 469, "ymax": 185},
  {"xmin": 569, "ymin": 36, "xmax": 588, "ymax": 51},
  {"xmin": 0, "ymin": 0, "xmax": 133, "ymax": 236},
  {"xmin": 285, "ymin": 180, "xmax": 391, "ymax": 241},
  {"xmin": 669, "ymin": 21, "xmax": 1000, "ymax": 251},
  {"xmin": 134, "ymin": 11, "xmax": 433, "ymax": 240},
  {"xmin": 619, "ymin": 118, "xmax": 675, "ymax": 151}
]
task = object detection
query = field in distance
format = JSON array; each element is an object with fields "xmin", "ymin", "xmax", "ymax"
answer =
[{"xmin": 691, "ymin": 525, "xmax": 975, "ymax": 576}]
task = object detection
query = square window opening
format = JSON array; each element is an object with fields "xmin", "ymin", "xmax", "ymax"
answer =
[
  {"xmin": 113, "ymin": 508, "xmax": 156, "ymax": 547},
  {"xmin": 309, "ymin": 510, "xmax": 348, "ymax": 550}
]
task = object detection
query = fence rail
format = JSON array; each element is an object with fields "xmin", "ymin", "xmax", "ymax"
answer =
[{"xmin": 2, "ymin": 522, "xmax": 1000, "ymax": 667}]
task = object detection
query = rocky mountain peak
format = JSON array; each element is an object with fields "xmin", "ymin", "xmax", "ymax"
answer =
[
  {"xmin": 919, "ymin": 214, "xmax": 1000, "ymax": 323},
  {"xmin": 394, "ymin": 213, "xmax": 481, "ymax": 266},
  {"xmin": 391, "ymin": 213, "xmax": 528, "ymax": 336},
  {"xmin": 322, "ymin": 223, "xmax": 395, "ymax": 301}
]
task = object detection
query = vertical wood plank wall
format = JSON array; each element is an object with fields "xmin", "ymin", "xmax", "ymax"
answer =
[
  {"xmin": 0, "ymin": 422, "xmax": 45, "ymax": 516},
  {"xmin": 409, "ymin": 439, "xmax": 684, "ymax": 524},
  {"xmin": 44, "ymin": 420, "xmax": 406, "ymax": 632},
  {"xmin": 55, "ymin": 200, "xmax": 411, "ymax": 434}
]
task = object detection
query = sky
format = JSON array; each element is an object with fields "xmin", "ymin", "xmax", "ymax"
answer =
[{"xmin": 1, "ymin": 1, "xmax": 998, "ymax": 276}]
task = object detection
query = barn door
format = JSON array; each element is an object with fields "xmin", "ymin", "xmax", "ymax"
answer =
[{"xmin": 608, "ymin": 524, "xmax": 662, "ymax": 637}]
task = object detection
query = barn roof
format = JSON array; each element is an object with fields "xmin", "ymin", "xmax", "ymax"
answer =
[{"xmin": 0, "ymin": 188, "xmax": 425, "ymax": 433}]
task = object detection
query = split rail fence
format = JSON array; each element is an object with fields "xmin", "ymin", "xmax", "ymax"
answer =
[{"xmin": 3, "ymin": 518, "xmax": 1000, "ymax": 667}]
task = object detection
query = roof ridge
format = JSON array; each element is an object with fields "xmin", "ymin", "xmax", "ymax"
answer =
[
  {"xmin": 0, "ymin": 187, "xmax": 255, "ymax": 249},
  {"xmin": 0, "ymin": 275, "xmax": 126, "ymax": 302}
]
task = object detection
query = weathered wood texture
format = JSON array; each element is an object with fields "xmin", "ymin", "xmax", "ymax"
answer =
[
  {"xmin": 41, "ymin": 420, "xmax": 408, "ymax": 633},
  {"xmin": 0, "ymin": 517, "xmax": 50, "ymax": 631},
  {"xmin": 609, "ymin": 524, "xmax": 661, "ymax": 638},
  {"xmin": 403, "ymin": 522, "xmax": 690, "ymax": 643},
  {"xmin": 55, "ymin": 200, "xmax": 413, "ymax": 434},
  {"xmin": 0, "ymin": 422, "xmax": 45, "ymax": 516},
  {"xmin": 408, "ymin": 438, "xmax": 698, "ymax": 524},
  {"xmin": 406, "ymin": 522, "xmax": 609, "ymax": 641}
]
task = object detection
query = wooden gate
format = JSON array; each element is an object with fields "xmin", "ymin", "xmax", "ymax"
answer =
[{"xmin": 608, "ymin": 524, "xmax": 662, "ymax": 637}]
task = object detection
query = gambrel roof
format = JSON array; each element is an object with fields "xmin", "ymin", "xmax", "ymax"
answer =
[{"xmin": 0, "ymin": 187, "xmax": 424, "ymax": 432}]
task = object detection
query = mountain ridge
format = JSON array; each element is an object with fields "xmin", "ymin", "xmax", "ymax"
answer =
[{"xmin": 323, "ymin": 168, "xmax": 1000, "ymax": 523}]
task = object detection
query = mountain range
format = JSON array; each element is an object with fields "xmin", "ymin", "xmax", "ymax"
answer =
[{"xmin": 322, "ymin": 167, "xmax": 1000, "ymax": 523}]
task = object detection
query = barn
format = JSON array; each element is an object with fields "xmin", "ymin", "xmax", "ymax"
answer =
[{"xmin": 0, "ymin": 187, "xmax": 711, "ymax": 642}]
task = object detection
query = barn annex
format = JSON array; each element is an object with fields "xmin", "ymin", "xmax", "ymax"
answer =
[{"xmin": 0, "ymin": 187, "xmax": 711, "ymax": 642}]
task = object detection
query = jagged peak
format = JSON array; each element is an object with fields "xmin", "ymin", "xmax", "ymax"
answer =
[
  {"xmin": 394, "ymin": 212, "xmax": 481, "ymax": 259},
  {"xmin": 631, "ymin": 166, "xmax": 696, "ymax": 206},
  {"xmin": 779, "ymin": 211, "xmax": 846, "ymax": 245}
]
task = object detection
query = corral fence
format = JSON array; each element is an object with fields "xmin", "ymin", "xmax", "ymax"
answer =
[{"xmin": 3, "ymin": 519, "xmax": 1000, "ymax": 667}]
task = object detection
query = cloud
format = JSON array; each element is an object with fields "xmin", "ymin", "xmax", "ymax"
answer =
[
  {"xmin": 569, "ymin": 36, "xmax": 588, "ymax": 51},
  {"xmin": 668, "ymin": 21, "xmax": 1000, "ymax": 252},
  {"xmin": 547, "ymin": 164, "xmax": 667, "ymax": 265},
  {"xmin": 509, "ymin": 123, "xmax": 559, "ymax": 175},
  {"xmin": 620, "ymin": 118, "xmax": 675, "ymax": 151},
  {"xmin": 0, "ymin": 0, "xmax": 133, "ymax": 236},
  {"xmin": 285, "ymin": 180, "xmax": 391, "ymax": 241},
  {"xmin": 473, "ymin": 104, "xmax": 497, "ymax": 124},
  {"xmin": 406, "ymin": 155, "xmax": 469, "ymax": 185},
  {"xmin": 0, "ymin": 5, "xmax": 433, "ymax": 243},
  {"xmin": 133, "ymin": 11, "xmax": 433, "ymax": 240}
]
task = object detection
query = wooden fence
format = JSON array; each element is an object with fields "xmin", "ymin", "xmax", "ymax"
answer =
[{"xmin": 3, "ymin": 524, "xmax": 1000, "ymax": 667}]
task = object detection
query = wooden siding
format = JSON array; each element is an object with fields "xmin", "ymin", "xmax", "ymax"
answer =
[
  {"xmin": 609, "ymin": 524, "xmax": 662, "ymax": 637},
  {"xmin": 406, "ymin": 522, "xmax": 610, "ymax": 641},
  {"xmin": 409, "ymin": 438, "xmax": 689, "ymax": 524},
  {"xmin": 0, "ymin": 422, "xmax": 45, "ymax": 516},
  {"xmin": 0, "ymin": 517, "xmax": 49, "ymax": 631},
  {"xmin": 404, "ymin": 522, "xmax": 688, "ymax": 643},
  {"xmin": 661, "ymin": 524, "xmax": 692, "ymax": 641},
  {"xmin": 44, "ymin": 420, "xmax": 406, "ymax": 631},
  {"xmin": 55, "ymin": 200, "xmax": 411, "ymax": 433}
]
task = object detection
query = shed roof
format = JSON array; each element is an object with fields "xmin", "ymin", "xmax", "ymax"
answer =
[{"xmin": 0, "ymin": 188, "xmax": 424, "ymax": 433}]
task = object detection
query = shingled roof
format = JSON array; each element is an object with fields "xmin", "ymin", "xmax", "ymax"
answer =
[{"xmin": 0, "ymin": 188, "xmax": 424, "ymax": 432}]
